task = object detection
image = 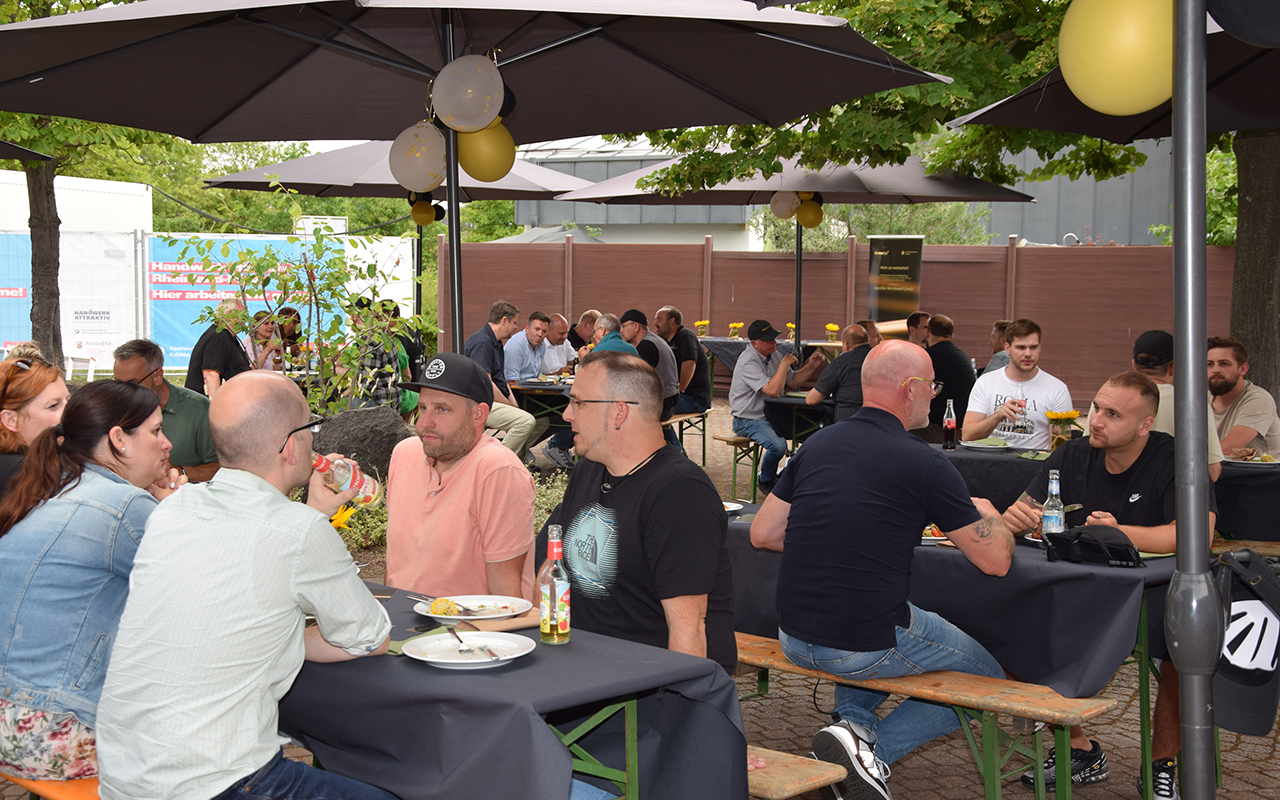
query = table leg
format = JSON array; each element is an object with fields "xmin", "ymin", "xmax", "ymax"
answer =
[
  {"xmin": 551, "ymin": 695, "xmax": 639, "ymax": 800},
  {"xmin": 1054, "ymin": 725, "xmax": 1072, "ymax": 800}
]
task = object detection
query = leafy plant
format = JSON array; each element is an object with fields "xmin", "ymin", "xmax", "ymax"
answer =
[{"xmin": 534, "ymin": 469, "xmax": 571, "ymax": 533}]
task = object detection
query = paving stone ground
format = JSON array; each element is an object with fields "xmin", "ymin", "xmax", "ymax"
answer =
[{"xmin": 5, "ymin": 399, "xmax": 1277, "ymax": 798}]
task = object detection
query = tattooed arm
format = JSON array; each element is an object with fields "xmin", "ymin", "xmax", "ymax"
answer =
[
  {"xmin": 1002, "ymin": 491, "xmax": 1043, "ymax": 536},
  {"xmin": 945, "ymin": 497, "xmax": 1015, "ymax": 576}
]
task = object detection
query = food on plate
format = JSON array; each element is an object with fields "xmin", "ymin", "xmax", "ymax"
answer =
[
  {"xmin": 1230, "ymin": 447, "xmax": 1276, "ymax": 463},
  {"xmin": 923, "ymin": 524, "xmax": 944, "ymax": 539},
  {"xmin": 430, "ymin": 598, "xmax": 461, "ymax": 615}
]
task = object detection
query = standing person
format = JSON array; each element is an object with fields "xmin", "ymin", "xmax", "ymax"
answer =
[
  {"xmin": 0, "ymin": 380, "xmax": 183, "ymax": 781},
  {"xmin": 619, "ymin": 309, "xmax": 681, "ymax": 447},
  {"xmin": 541, "ymin": 313, "xmax": 578, "ymax": 375},
  {"xmin": 906, "ymin": 311, "xmax": 931, "ymax": 348},
  {"xmin": 185, "ymin": 297, "xmax": 252, "ymax": 399},
  {"xmin": 728, "ymin": 320, "xmax": 825, "ymax": 493},
  {"xmin": 346, "ymin": 297, "xmax": 402, "ymax": 412},
  {"xmin": 113, "ymin": 339, "xmax": 220, "ymax": 482},
  {"xmin": 1207, "ymin": 335, "xmax": 1280, "ymax": 457},
  {"xmin": 963, "ymin": 318, "xmax": 1073, "ymax": 450},
  {"xmin": 981, "ymin": 320, "xmax": 1013, "ymax": 376},
  {"xmin": 0, "ymin": 357, "xmax": 69, "ymax": 497},
  {"xmin": 463, "ymin": 300, "xmax": 548, "ymax": 462},
  {"xmin": 96, "ymin": 371, "xmax": 394, "ymax": 800},
  {"xmin": 243, "ymin": 310, "xmax": 284, "ymax": 371},
  {"xmin": 504, "ymin": 311, "xmax": 552, "ymax": 383},
  {"xmin": 806, "ymin": 323, "xmax": 871, "ymax": 422},
  {"xmin": 654, "ymin": 305, "xmax": 712, "ymax": 416},
  {"xmin": 557, "ymin": 351, "xmax": 735, "ymax": 672},
  {"xmin": 916, "ymin": 314, "xmax": 975, "ymax": 442},
  {"xmin": 752, "ymin": 341, "xmax": 1013, "ymax": 799},
  {"xmin": 567, "ymin": 309, "xmax": 601, "ymax": 351}
]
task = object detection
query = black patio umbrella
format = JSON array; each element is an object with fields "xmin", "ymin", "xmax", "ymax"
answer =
[
  {"xmin": 0, "ymin": 141, "xmax": 51, "ymax": 161},
  {"xmin": 0, "ymin": 0, "xmax": 939, "ymax": 350},
  {"xmin": 556, "ymin": 154, "xmax": 1034, "ymax": 340}
]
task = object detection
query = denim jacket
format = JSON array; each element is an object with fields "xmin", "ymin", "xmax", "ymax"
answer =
[{"xmin": 0, "ymin": 463, "xmax": 156, "ymax": 727}]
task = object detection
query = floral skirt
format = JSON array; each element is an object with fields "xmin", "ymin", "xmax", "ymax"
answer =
[{"xmin": 0, "ymin": 697, "xmax": 97, "ymax": 780}]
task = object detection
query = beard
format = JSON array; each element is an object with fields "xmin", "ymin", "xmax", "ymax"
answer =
[{"xmin": 1208, "ymin": 374, "xmax": 1238, "ymax": 397}]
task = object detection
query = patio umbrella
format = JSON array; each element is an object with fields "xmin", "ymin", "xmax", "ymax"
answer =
[
  {"xmin": 948, "ymin": 19, "xmax": 1274, "ymax": 144},
  {"xmin": 556, "ymin": 154, "xmax": 1034, "ymax": 340},
  {"xmin": 0, "ymin": 1, "xmax": 938, "ymax": 350},
  {"xmin": 0, "ymin": 141, "xmax": 51, "ymax": 161}
]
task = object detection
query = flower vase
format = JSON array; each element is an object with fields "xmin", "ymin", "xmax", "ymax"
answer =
[
  {"xmin": 1049, "ymin": 423, "xmax": 1075, "ymax": 451},
  {"xmin": 827, "ymin": 331, "xmax": 838, "ymax": 342},
  {"xmin": 696, "ymin": 325, "xmax": 708, "ymax": 337},
  {"xmin": 729, "ymin": 331, "xmax": 741, "ymax": 340}
]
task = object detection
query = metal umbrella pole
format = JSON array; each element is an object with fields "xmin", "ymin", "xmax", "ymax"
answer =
[
  {"xmin": 1167, "ymin": 2, "xmax": 1222, "ymax": 799},
  {"xmin": 794, "ymin": 221, "xmax": 803, "ymax": 343},
  {"xmin": 442, "ymin": 11, "xmax": 465, "ymax": 353}
]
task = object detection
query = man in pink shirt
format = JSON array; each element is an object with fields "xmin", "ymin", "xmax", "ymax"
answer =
[{"xmin": 386, "ymin": 353, "xmax": 537, "ymax": 601}]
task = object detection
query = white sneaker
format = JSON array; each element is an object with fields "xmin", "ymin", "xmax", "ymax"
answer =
[{"xmin": 811, "ymin": 720, "xmax": 892, "ymax": 800}]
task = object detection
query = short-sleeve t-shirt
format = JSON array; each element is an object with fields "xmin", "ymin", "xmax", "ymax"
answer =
[
  {"xmin": 774, "ymin": 408, "xmax": 981, "ymax": 652},
  {"xmin": 185, "ymin": 324, "xmax": 251, "ymax": 395},
  {"xmin": 812, "ymin": 345, "xmax": 870, "ymax": 421},
  {"xmin": 635, "ymin": 332, "xmax": 679, "ymax": 400},
  {"xmin": 730, "ymin": 347, "xmax": 789, "ymax": 420},
  {"xmin": 965, "ymin": 367, "xmax": 1074, "ymax": 449},
  {"xmin": 668, "ymin": 326, "xmax": 712, "ymax": 408},
  {"xmin": 1023, "ymin": 432, "xmax": 1216, "ymax": 530},
  {"xmin": 928, "ymin": 340, "xmax": 976, "ymax": 427},
  {"xmin": 1214, "ymin": 381, "xmax": 1280, "ymax": 457},
  {"xmin": 558, "ymin": 446, "xmax": 736, "ymax": 673}
]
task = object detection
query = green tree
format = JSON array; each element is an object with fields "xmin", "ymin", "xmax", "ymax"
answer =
[
  {"xmin": 752, "ymin": 201, "xmax": 993, "ymax": 252},
  {"xmin": 460, "ymin": 198, "xmax": 520, "ymax": 242}
]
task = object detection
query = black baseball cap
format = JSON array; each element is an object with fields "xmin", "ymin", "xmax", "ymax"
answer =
[
  {"xmin": 398, "ymin": 353, "xmax": 494, "ymax": 407},
  {"xmin": 620, "ymin": 309, "xmax": 648, "ymax": 327},
  {"xmin": 1133, "ymin": 330, "xmax": 1174, "ymax": 368},
  {"xmin": 748, "ymin": 319, "xmax": 781, "ymax": 342}
]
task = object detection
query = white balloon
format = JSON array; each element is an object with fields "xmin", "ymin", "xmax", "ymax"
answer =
[
  {"xmin": 770, "ymin": 191, "xmax": 800, "ymax": 220},
  {"xmin": 388, "ymin": 121, "xmax": 446, "ymax": 192},
  {"xmin": 433, "ymin": 54, "xmax": 503, "ymax": 133}
]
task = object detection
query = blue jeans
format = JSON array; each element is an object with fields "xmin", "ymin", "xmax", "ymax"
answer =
[
  {"xmin": 731, "ymin": 417, "xmax": 787, "ymax": 484},
  {"xmin": 673, "ymin": 393, "xmax": 709, "ymax": 415},
  {"xmin": 779, "ymin": 604, "xmax": 1004, "ymax": 765},
  {"xmin": 212, "ymin": 749, "xmax": 397, "ymax": 800},
  {"xmin": 548, "ymin": 427, "xmax": 575, "ymax": 450}
]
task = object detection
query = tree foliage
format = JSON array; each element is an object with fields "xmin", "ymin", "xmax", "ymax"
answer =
[{"xmin": 751, "ymin": 201, "xmax": 993, "ymax": 251}]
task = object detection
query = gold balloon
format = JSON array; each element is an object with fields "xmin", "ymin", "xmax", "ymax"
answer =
[
  {"xmin": 796, "ymin": 200, "xmax": 824, "ymax": 229},
  {"xmin": 797, "ymin": 191, "xmax": 814, "ymax": 201},
  {"xmin": 457, "ymin": 123, "xmax": 516, "ymax": 182},
  {"xmin": 410, "ymin": 201, "xmax": 436, "ymax": 227},
  {"xmin": 1059, "ymin": 0, "xmax": 1173, "ymax": 116},
  {"xmin": 483, "ymin": 115, "xmax": 504, "ymax": 131}
]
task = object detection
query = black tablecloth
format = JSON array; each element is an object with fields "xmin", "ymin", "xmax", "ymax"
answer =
[
  {"xmin": 724, "ymin": 511, "xmax": 1174, "ymax": 698},
  {"xmin": 933, "ymin": 444, "xmax": 1044, "ymax": 510},
  {"xmin": 278, "ymin": 587, "xmax": 747, "ymax": 800},
  {"xmin": 1215, "ymin": 461, "xmax": 1280, "ymax": 541},
  {"xmin": 764, "ymin": 395, "xmax": 834, "ymax": 444}
]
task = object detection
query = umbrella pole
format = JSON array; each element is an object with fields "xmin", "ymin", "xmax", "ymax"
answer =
[
  {"xmin": 414, "ymin": 223, "xmax": 424, "ymax": 319},
  {"xmin": 794, "ymin": 221, "xmax": 802, "ymax": 344},
  {"xmin": 443, "ymin": 12, "xmax": 464, "ymax": 353}
]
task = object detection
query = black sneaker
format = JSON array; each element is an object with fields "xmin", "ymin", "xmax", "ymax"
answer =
[
  {"xmin": 1136, "ymin": 758, "xmax": 1180, "ymax": 800},
  {"xmin": 1019, "ymin": 739, "xmax": 1109, "ymax": 788},
  {"xmin": 811, "ymin": 720, "xmax": 893, "ymax": 800}
]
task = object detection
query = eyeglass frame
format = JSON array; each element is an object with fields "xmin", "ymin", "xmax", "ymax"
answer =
[
  {"xmin": 125, "ymin": 366, "xmax": 164, "ymax": 386},
  {"xmin": 900, "ymin": 376, "xmax": 944, "ymax": 396},
  {"xmin": 0, "ymin": 357, "xmax": 54, "ymax": 412},
  {"xmin": 279, "ymin": 415, "xmax": 326, "ymax": 454},
  {"xmin": 566, "ymin": 397, "xmax": 641, "ymax": 411}
]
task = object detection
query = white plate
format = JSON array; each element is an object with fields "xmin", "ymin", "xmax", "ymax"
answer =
[
  {"xmin": 413, "ymin": 595, "xmax": 533, "ymax": 623},
  {"xmin": 919, "ymin": 536, "xmax": 947, "ymax": 546},
  {"xmin": 723, "ymin": 502, "xmax": 743, "ymax": 513},
  {"xmin": 402, "ymin": 631, "xmax": 536, "ymax": 670},
  {"xmin": 959, "ymin": 441, "xmax": 1010, "ymax": 451},
  {"xmin": 1225, "ymin": 458, "xmax": 1280, "ymax": 468}
]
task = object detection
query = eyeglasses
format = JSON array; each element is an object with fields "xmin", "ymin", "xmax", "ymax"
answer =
[
  {"xmin": 0, "ymin": 357, "xmax": 53, "ymax": 410},
  {"xmin": 900, "ymin": 376, "xmax": 944, "ymax": 396},
  {"xmin": 567, "ymin": 398, "xmax": 640, "ymax": 410},
  {"xmin": 279, "ymin": 415, "xmax": 325, "ymax": 453},
  {"xmin": 125, "ymin": 366, "xmax": 163, "ymax": 386}
]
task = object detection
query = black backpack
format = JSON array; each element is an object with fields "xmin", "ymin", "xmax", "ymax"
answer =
[{"xmin": 1211, "ymin": 549, "xmax": 1280, "ymax": 735}]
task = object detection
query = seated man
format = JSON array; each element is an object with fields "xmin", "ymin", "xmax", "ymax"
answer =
[
  {"xmin": 980, "ymin": 319, "xmax": 1013, "ymax": 376},
  {"xmin": 1003, "ymin": 371, "xmax": 1218, "ymax": 799},
  {"xmin": 387, "ymin": 353, "xmax": 537, "ymax": 600},
  {"xmin": 586, "ymin": 313, "xmax": 638, "ymax": 356},
  {"xmin": 567, "ymin": 309, "xmax": 601, "ymax": 351},
  {"xmin": 752, "ymin": 341, "xmax": 1013, "ymax": 800},
  {"xmin": 347, "ymin": 297, "xmax": 402, "ymax": 411},
  {"xmin": 654, "ymin": 305, "xmax": 712, "ymax": 416},
  {"xmin": 729, "ymin": 319, "xmax": 824, "ymax": 491},
  {"xmin": 96, "ymin": 371, "xmax": 393, "ymax": 800},
  {"xmin": 619, "ymin": 309, "xmax": 682, "ymax": 447},
  {"xmin": 557, "ymin": 351, "xmax": 735, "ymax": 672},
  {"xmin": 504, "ymin": 311, "xmax": 551, "ymax": 383},
  {"xmin": 113, "ymin": 338, "xmax": 220, "ymax": 481},
  {"xmin": 806, "ymin": 322, "xmax": 870, "ymax": 421},
  {"xmin": 541, "ymin": 313, "xmax": 577, "ymax": 375},
  {"xmin": 963, "ymin": 318, "xmax": 1073, "ymax": 449},
  {"xmin": 1208, "ymin": 335, "xmax": 1280, "ymax": 457},
  {"xmin": 464, "ymin": 300, "xmax": 549, "ymax": 461}
]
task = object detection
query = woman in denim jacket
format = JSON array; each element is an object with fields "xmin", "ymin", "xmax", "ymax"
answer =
[{"xmin": 0, "ymin": 380, "xmax": 185, "ymax": 780}]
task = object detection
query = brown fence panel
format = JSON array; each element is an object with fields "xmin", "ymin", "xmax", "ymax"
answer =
[{"xmin": 571, "ymin": 244, "xmax": 706, "ymax": 324}]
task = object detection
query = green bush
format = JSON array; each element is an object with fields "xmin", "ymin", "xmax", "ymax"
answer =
[{"xmin": 534, "ymin": 470, "xmax": 571, "ymax": 532}]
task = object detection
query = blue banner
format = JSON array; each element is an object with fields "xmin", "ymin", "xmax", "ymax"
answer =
[{"xmin": 0, "ymin": 232, "xmax": 33, "ymax": 347}]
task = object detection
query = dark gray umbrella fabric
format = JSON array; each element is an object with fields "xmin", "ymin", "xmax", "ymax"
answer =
[{"xmin": 0, "ymin": 141, "xmax": 51, "ymax": 160}]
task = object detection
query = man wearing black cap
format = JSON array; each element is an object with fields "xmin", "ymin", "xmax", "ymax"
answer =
[
  {"xmin": 619, "ymin": 309, "xmax": 681, "ymax": 448},
  {"xmin": 385, "ymin": 353, "xmax": 537, "ymax": 602},
  {"xmin": 728, "ymin": 319, "xmax": 826, "ymax": 491}
]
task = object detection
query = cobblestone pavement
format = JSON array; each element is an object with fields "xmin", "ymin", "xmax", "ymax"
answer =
[{"xmin": 6, "ymin": 399, "xmax": 1277, "ymax": 798}]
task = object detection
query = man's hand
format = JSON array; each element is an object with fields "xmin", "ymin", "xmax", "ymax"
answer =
[
  {"xmin": 805, "ymin": 350, "xmax": 826, "ymax": 368},
  {"xmin": 993, "ymin": 398, "xmax": 1023, "ymax": 422},
  {"xmin": 307, "ymin": 454, "xmax": 361, "ymax": 516},
  {"xmin": 1002, "ymin": 493, "xmax": 1042, "ymax": 534},
  {"xmin": 1084, "ymin": 510, "xmax": 1118, "ymax": 527},
  {"xmin": 780, "ymin": 353, "xmax": 799, "ymax": 370}
]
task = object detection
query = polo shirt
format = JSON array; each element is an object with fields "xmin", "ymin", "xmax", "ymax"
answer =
[
  {"xmin": 160, "ymin": 380, "xmax": 217, "ymax": 468},
  {"xmin": 463, "ymin": 323, "xmax": 511, "ymax": 399},
  {"xmin": 729, "ymin": 347, "xmax": 790, "ymax": 420},
  {"xmin": 386, "ymin": 435, "xmax": 537, "ymax": 600},
  {"xmin": 812, "ymin": 345, "xmax": 870, "ymax": 421}
]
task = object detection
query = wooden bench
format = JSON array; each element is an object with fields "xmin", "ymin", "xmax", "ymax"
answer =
[
  {"xmin": 736, "ymin": 632, "xmax": 1118, "ymax": 800},
  {"xmin": 746, "ymin": 745, "xmax": 846, "ymax": 800},
  {"xmin": 0, "ymin": 774, "xmax": 99, "ymax": 800},
  {"xmin": 661, "ymin": 410, "xmax": 710, "ymax": 464},
  {"xmin": 713, "ymin": 434, "xmax": 762, "ymax": 502}
]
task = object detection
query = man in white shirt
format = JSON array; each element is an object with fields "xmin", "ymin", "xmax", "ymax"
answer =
[
  {"xmin": 541, "ymin": 313, "xmax": 577, "ymax": 375},
  {"xmin": 1208, "ymin": 335, "xmax": 1280, "ymax": 457},
  {"xmin": 963, "ymin": 318, "xmax": 1073, "ymax": 450},
  {"xmin": 97, "ymin": 371, "xmax": 393, "ymax": 800}
]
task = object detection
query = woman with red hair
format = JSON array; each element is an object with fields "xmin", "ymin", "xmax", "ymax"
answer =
[{"xmin": 0, "ymin": 356, "xmax": 69, "ymax": 497}]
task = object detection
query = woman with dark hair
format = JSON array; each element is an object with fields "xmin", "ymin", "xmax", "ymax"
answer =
[
  {"xmin": 0, "ymin": 380, "xmax": 184, "ymax": 780},
  {"xmin": 0, "ymin": 357, "xmax": 69, "ymax": 497}
]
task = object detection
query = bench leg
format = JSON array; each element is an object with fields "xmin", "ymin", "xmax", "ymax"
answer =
[{"xmin": 1054, "ymin": 724, "xmax": 1073, "ymax": 800}]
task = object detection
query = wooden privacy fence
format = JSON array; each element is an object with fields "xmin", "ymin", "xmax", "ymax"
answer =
[{"xmin": 438, "ymin": 235, "xmax": 1235, "ymax": 409}]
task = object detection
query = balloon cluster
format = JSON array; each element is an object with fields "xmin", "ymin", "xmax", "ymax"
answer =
[
  {"xmin": 388, "ymin": 52, "xmax": 519, "ymax": 208},
  {"xmin": 769, "ymin": 190, "xmax": 825, "ymax": 229},
  {"xmin": 1058, "ymin": 0, "xmax": 1173, "ymax": 116},
  {"xmin": 408, "ymin": 192, "xmax": 446, "ymax": 227}
]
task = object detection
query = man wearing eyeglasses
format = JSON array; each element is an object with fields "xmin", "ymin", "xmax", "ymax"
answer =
[
  {"xmin": 751, "ymin": 341, "xmax": 1014, "ymax": 800},
  {"xmin": 113, "ymin": 338, "xmax": 220, "ymax": 482}
]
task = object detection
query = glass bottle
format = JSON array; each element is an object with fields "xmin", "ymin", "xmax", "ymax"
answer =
[
  {"xmin": 1041, "ymin": 469, "xmax": 1065, "ymax": 541},
  {"xmin": 942, "ymin": 398, "xmax": 957, "ymax": 450},
  {"xmin": 1015, "ymin": 382, "xmax": 1031, "ymax": 434},
  {"xmin": 539, "ymin": 525, "xmax": 571, "ymax": 644},
  {"xmin": 311, "ymin": 451, "xmax": 383, "ymax": 507}
]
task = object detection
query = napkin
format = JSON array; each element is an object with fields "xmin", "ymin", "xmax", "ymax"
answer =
[
  {"xmin": 969, "ymin": 437, "xmax": 1008, "ymax": 447},
  {"xmin": 1017, "ymin": 450, "xmax": 1051, "ymax": 461}
]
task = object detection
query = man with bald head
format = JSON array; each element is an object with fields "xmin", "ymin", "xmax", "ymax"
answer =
[
  {"xmin": 805, "ymin": 323, "xmax": 871, "ymax": 421},
  {"xmin": 541, "ymin": 313, "xmax": 577, "ymax": 375},
  {"xmin": 98, "ymin": 371, "xmax": 393, "ymax": 800},
  {"xmin": 752, "ymin": 341, "xmax": 1014, "ymax": 800}
]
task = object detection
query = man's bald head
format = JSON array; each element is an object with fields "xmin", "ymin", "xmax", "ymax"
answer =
[
  {"xmin": 862, "ymin": 340, "xmax": 934, "ymax": 429},
  {"xmin": 842, "ymin": 324, "xmax": 868, "ymax": 351},
  {"xmin": 209, "ymin": 371, "xmax": 310, "ymax": 472}
]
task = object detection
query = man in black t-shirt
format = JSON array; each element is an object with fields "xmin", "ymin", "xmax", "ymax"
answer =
[
  {"xmin": 185, "ymin": 298, "xmax": 252, "ymax": 399},
  {"xmin": 555, "ymin": 350, "xmax": 735, "ymax": 673},
  {"xmin": 1003, "ymin": 371, "xmax": 1218, "ymax": 797},
  {"xmin": 915, "ymin": 314, "xmax": 976, "ymax": 442},
  {"xmin": 752, "ymin": 341, "xmax": 1014, "ymax": 799},
  {"xmin": 805, "ymin": 322, "xmax": 870, "ymax": 421},
  {"xmin": 654, "ymin": 306, "xmax": 712, "ymax": 414},
  {"xmin": 566, "ymin": 309, "xmax": 601, "ymax": 352}
]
